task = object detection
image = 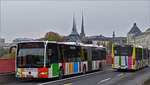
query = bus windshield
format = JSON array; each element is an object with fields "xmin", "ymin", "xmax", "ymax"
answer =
[
  {"xmin": 114, "ymin": 45, "xmax": 133, "ymax": 56},
  {"xmin": 17, "ymin": 42, "xmax": 44, "ymax": 68}
]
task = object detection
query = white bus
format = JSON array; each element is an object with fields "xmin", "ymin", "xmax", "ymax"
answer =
[
  {"xmin": 112, "ymin": 44, "xmax": 149, "ymax": 70},
  {"xmin": 16, "ymin": 41, "xmax": 106, "ymax": 79}
]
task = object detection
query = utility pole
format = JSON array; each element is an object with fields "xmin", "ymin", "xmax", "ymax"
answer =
[{"xmin": 0, "ymin": 0, "xmax": 1, "ymax": 38}]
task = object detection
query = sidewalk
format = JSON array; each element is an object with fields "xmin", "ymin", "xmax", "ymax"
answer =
[{"xmin": 0, "ymin": 72, "xmax": 15, "ymax": 84}]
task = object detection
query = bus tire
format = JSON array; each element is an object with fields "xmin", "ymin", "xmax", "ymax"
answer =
[
  {"xmin": 59, "ymin": 68, "xmax": 64, "ymax": 79},
  {"xmin": 99, "ymin": 63, "xmax": 102, "ymax": 71},
  {"xmin": 83, "ymin": 65, "xmax": 86, "ymax": 74}
]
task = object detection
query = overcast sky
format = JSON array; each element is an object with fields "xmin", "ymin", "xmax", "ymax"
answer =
[{"xmin": 0, "ymin": 0, "xmax": 150, "ymax": 43}]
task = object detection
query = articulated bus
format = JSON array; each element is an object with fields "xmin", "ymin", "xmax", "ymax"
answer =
[
  {"xmin": 16, "ymin": 41, "xmax": 106, "ymax": 79},
  {"xmin": 112, "ymin": 44, "xmax": 149, "ymax": 70}
]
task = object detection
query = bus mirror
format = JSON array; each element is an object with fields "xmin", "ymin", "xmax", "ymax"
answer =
[
  {"xmin": 9, "ymin": 46, "xmax": 17, "ymax": 53},
  {"xmin": 49, "ymin": 64, "xmax": 52, "ymax": 68}
]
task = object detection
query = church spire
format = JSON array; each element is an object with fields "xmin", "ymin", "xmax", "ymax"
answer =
[
  {"xmin": 67, "ymin": 14, "xmax": 80, "ymax": 42},
  {"xmin": 80, "ymin": 11, "xmax": 85, "ymax": 39},
  {"xmin": 71, "ymin": 14, "xmax": 79, "ymax": 35},
  {"xmin": 112, "ymin": 31, "xmax": 115, "ymax": 42}
]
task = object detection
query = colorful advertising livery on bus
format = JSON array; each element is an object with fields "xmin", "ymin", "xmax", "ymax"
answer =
[
  {"xmin": 16, "ymin": 41, "xmax": 106, "ymax": 79},
  {"xmin": 112, "ymin": 44, "xmax": 149, "ymax": 70}
]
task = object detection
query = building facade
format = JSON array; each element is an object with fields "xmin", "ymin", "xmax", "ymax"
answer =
[
  {"xmin": 13, "ymin": 38, "xmax": 34, "ymax": 43},
  {"xmin": 127, "ymin": 23, "xmax": 142, "ymax": 44},
  {"xmin": 66, "ymin": 15, "xmax": 80, "ymax": 42},
  {"xmin": 80, "ymin": 13, "xmax": 85, "ymax": 40},
  {"xmin": 66, "ymin": 14, "xmax": 85, "ymax": 42},
  {"xmin": 134, "ymin": 28, "xmax": 150, "ymax": 49},
  {"xmin": 127, "ymin": 23, "xmax": 150, "ymax": 49},
  {"xmin": 0, "ymin": 38, "xmax": 5, "ymax": 47}
]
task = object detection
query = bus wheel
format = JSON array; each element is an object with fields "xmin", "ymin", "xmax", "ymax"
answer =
[
  {"xmin": 59, "ymin": 68, "xmax": 64, "ymax": 79},
  {"xmin": 99, "ymin": 63, "xmax": 102, "ymax": 71},
  {"xmin": 83, "ymin": 65, "xmax": 86, "ymax": 74}
]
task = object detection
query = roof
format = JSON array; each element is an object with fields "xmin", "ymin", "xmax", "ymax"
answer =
[
  {"xmin": 17, "ymin": 41, "xmax": 105, "ymax": 48},
  {"xmin": 128, "ymin": 23, "xmax": 142, "ymax": 35},
  {"xmin": 70, "ymin": 15, "xmax": 79, "ymax": 36},
  {"xmin": 85, "ymin": 35, "xmax": 111, "ymax": 41},
  {"xmin": 82, "ymin": 44, "xmax": 105, "ymax": 48},
  {"xmin": 114, "ymin": 44, "xmax": 145, "ymax": 48},
  {"xmin": 145, "ymin": 28, "xmax": 150, "ymax": 32},
  {"xmin": 17, "ymin": 41, "xmax": 45, "ymax": 43}
]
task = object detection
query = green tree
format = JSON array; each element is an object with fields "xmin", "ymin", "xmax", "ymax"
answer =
[
  {"xmin": 0, "ymin": 47, "xmax": 8, "ymax": 57},
  {"xmin": 2, "ymin": 47, "xmax": 16, "ymax": 59},
  {"xmin": 44, "ymin": 32, "xmax": 65, "ymax": 42}
]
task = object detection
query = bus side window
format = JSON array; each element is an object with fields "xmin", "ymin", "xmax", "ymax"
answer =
[
  {"xmin": 140, "ymin": 48, "xmax": 142, "ymax": 60},
  {"xmin": 137, "ymin": 48, "xmax": 139, "ymax": 60},
  {"xmin": 84, "ymin": 47, "xmax": 87, "ymax": 61},
  {"xmin": 59, "ymin": 44, "xmax": 65, "ymax": 62},
  {"xmin": 47, "ymin": 49, "xmax": 52, "ymax": 56},
  {"xmin": 76, "ymin": 46, "xmax": 81, "ymax": 61},
  {"xmin": 92, "ymin": 48, "xmax": 98, "ymax": 61},
  {"xmin": 103, "ymin": 50, "xmax": 106, "ymax": 60},
  {"xmin": 47, "ymin": 43, "xmax": 59, "ymax": 66}
]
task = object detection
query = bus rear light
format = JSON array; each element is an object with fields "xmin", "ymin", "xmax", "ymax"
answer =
[
  {"xmin": 112, "ymin": 58, "xmax": 114, "ymax": 64},
  {"xmin": 133, "ymin": 59, "xmax": 135, "ymax": 65}
]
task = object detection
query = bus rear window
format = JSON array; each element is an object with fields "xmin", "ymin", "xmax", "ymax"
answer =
[{"xmin": 114, "ymin": 45, "xmax": 133, "ymax": 56}]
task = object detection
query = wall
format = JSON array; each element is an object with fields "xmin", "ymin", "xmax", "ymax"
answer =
[{"xmin": 0, "ymin": 59, "xmax": 15, "ymax": 74}]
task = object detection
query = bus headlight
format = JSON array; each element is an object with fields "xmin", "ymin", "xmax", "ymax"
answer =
[{"xmin": 40, "ymin": 72, "xmax": 48, "ymax": 75}]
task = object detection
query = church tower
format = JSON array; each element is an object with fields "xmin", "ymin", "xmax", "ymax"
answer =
[
  {"xmin": 80, "ymin": 12, "xmax": 85, "ymax": 39},
  {"xmin": 67, "ymin": 14, "xmax": 80, "ymax": 42},
  {"xmin": 127, "ymin": 23, "xmax": 142, "ymax": 44},
  {"xmin": 112, "ymin": 31, "xmax": 115, "ymax": 42}
]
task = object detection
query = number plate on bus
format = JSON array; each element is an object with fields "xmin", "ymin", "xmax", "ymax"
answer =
[{"xmin": 25, "ymin": 68, "xmax": 37, "ymax": 72}]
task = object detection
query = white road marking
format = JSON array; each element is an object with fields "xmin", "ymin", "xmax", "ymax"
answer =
[
  {"xmin": 97, "ymin": 78, "xmax": 111, "ymax": 84},
  {"xmin": 37, "ymin": 71, "xmax": 104, "ymax": 85},
  {"xmin": 117, "ymin": 73, "xmax": 124, "ymax": 77},
  {"xmin": 64, "ymin": 83, "xmax": 72, "ymax": 85}
]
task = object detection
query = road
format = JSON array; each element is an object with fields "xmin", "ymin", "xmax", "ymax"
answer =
[{"xmin": 4, "ymin": 66, "xmax": 150, "ymax": 85}]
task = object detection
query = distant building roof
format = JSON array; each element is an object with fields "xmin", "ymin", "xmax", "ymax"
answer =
[
  {"xmin": 128, "ymin": 23, "xmax": 142, "ymax": 36},
  {"xmin": 84, "ymin": 35, "xmax": 111, "ymax": 41},
  {"xmin": 145, "ymin": 28, "xmax": 150, "ymax": 32},
  {"xmin": 0, "ymin": 38, "xmax": 5, "ymax": 43},
  {"xmin": 13, "ymin": 38, "xmax": 34, "ymax": 43}
]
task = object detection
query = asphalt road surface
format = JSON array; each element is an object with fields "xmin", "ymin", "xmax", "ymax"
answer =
[{"xmin": 4, "ymin": 66, "xmax": 150, "ymax": 85}]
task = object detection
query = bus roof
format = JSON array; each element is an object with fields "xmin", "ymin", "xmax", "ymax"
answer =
[
  {"xmin": 17, "ymin": 41, "xmax": 105, "ymax": 49},
  {"xmin": 114, "ymin": 44, "xmax": 146, "ymax": 49},
  {"xmin": 17, "ymin": 41, "xmax": 45, "ymax": 43}
]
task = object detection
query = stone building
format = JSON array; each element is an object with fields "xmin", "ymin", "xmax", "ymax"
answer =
[
  {"xmin": 127, "ymin": 23, "xmax": 142, "ymax": 44},
  {"xmin": 66, "ymin": 15, "xmax": 80, "ymax": 42},
  {"xmin": 66, "ymin": 13, "xmax": 127, "ymax": 47},
  {"xmin": 80, "ymin": 13, "xmax": 85, "ymax": 40},
  {"xmin": 134, "ymin": 28, "xmax": 150, "ymax": 49},
  {"xmin": 83, "ymin": 34, "xmax": 126, "ymax": 46},
  {"xmin": 13, "ymin": 38, "xmax": 34, "ymax": 43},
  {"xmin": 83, "ymin": 35, "xmax": 111, "ymax": 46},
  {"xmin": 127, "ymin": 23, "xmax": 150, "ymax": 49},
  {"xmin": 66, "ymin": 14, "xmax": 85, "ymax": 42},
  {"xmin": 0, "ymin": 38, "xmax": 5, "ymax": 47}
]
